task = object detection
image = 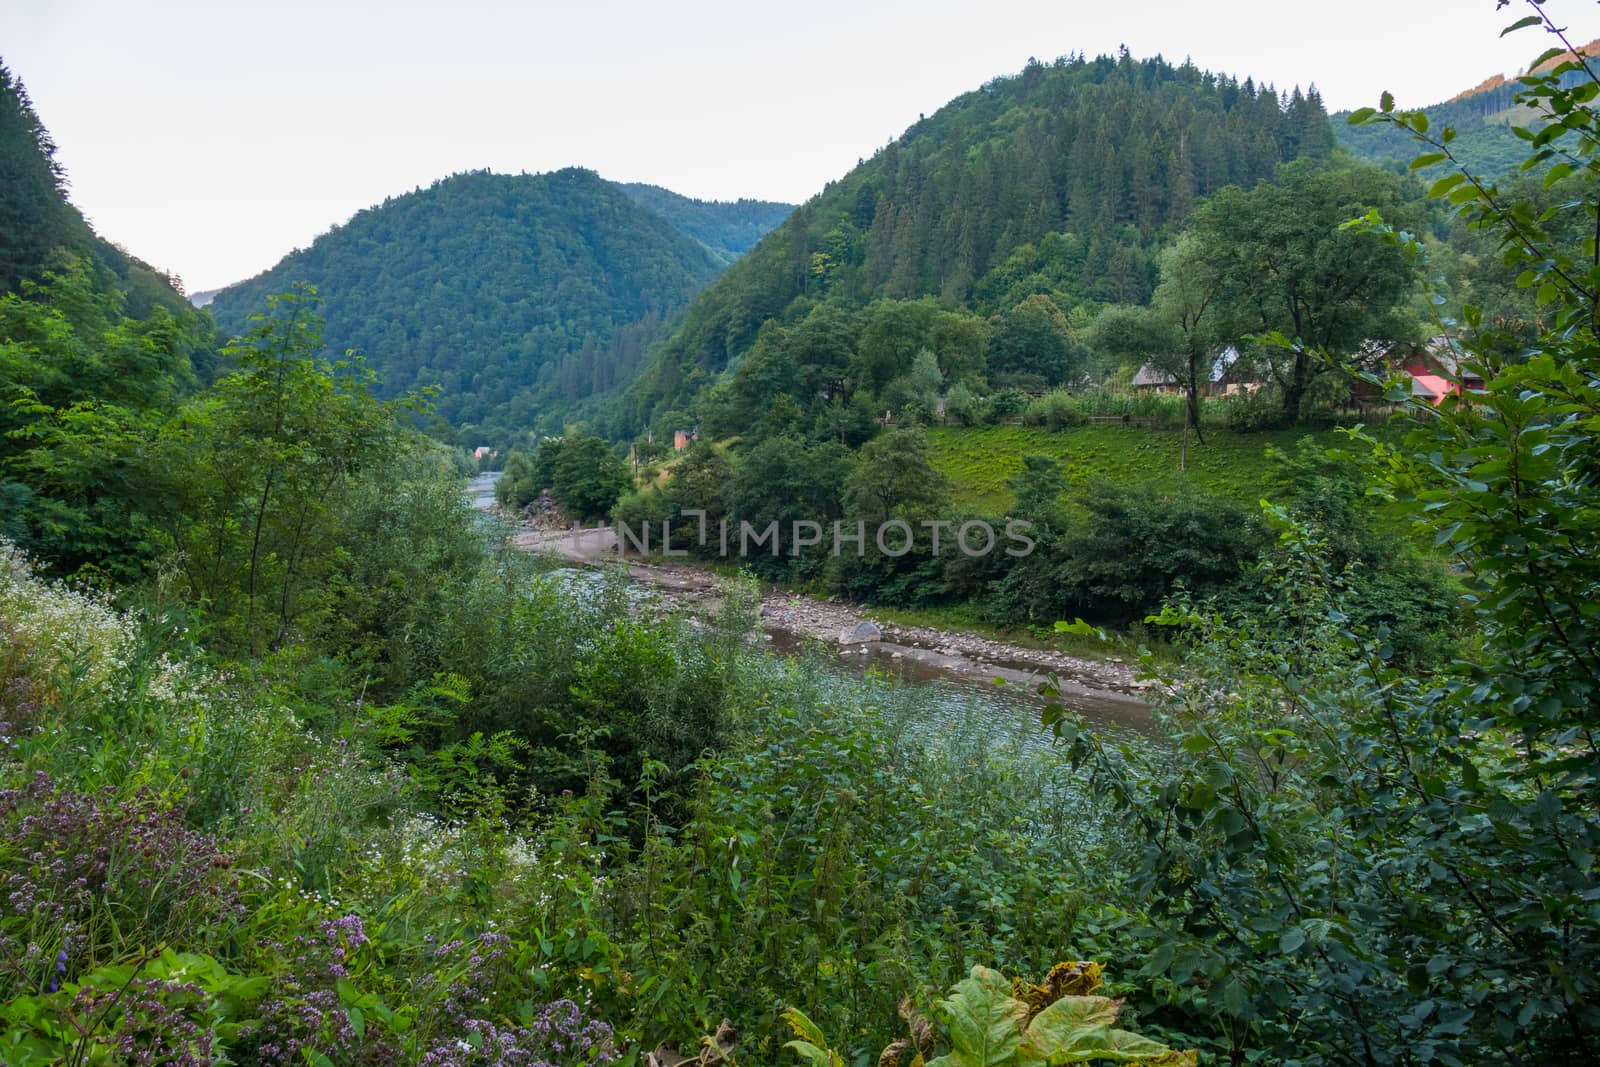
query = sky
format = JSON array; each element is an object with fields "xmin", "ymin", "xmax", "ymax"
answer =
[{"xmin": 4, "ymin": 0, "xmax": 1588, "ymax": 292}]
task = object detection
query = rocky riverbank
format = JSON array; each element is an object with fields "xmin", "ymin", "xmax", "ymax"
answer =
[
  {"xmin": 753, "ymin": 588, "xmax": 1150, "ymax": 695},
  {"xmin": 502, "ymin": 518, "xmax": 1151, "ymax": 701}
]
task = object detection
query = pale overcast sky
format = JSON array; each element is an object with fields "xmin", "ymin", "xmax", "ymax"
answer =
[{"xmin": 5, "ymin": 0, "xmax": 1592, "ymax": 291}]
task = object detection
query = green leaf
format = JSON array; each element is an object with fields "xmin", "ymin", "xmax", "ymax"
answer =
[
  {"xmin": 926, "ymin": 966, "xmax": 1030, "ymax": 1067},
  {"xmin": 781, "ymin": 1008, "xmax": 829, "ymax": 1047},
  {"xmin": 1501, "ymin": 14, "xmax": 1542, "ymax": 36},
  {"xmin": 1221, "ymin": 978, "xmax": 1250, "ymax": 1017},
  {"xmin": 1020, "ymin": 995, "xmax": 1125, "ymax": 1060},
  {"xmin": 1040, "ymin": 1024, "xmax": 1196, "ymax": 1065},
  {"xmin": 1409, "ymin": 153, "xmax": 1448, "ymax": 170},
  {"xmin": 781, "ymin": 1009, "xmax": 844, "ymax": 1067},
  {"xmin": 1053, "ymin": 619, "xmax": 1105, "ymax": 640},
  {"xmin": 784, "ymin": 1040, "xmax": 843, "ymax": 1067}
]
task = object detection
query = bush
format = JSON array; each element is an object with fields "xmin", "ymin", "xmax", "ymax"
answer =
[
  {"xmin": 984, "ymin": 479, "xmax": 1263, "ymax": 628},
  {"xmin": 1219, "ymin": 387, "xmax": 1289, "ymax": 432},
  {"xmin": 1021, "ymin": 391, "xmax": 1082, "ymax": 428},
  {"xmin": 1015, "ymin": 390, "xmax": 1191, "ymax": 430},
  {"xmin": 986, "ymin": 387, "xmax": 1031, "ymax": 421},
  {"xmin": 1210, "ymin": 436, "xmax": 1463, "ymax": 666},
  {"xmin": 941, "ymin": 383, "xmax": 985, "ymax": 426},
  {"xmin": 588, "ymin": 661, "xmax": 1121, "ymax": 1059}
]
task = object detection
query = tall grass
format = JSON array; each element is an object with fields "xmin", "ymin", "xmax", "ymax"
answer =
[{"xmin": 0, "ymin": 542, "xmax": 1142, "ymax": 1065}]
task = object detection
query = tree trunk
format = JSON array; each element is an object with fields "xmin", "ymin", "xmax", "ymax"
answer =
[
  {"xmin": 1186, "ymin": 383, "xmax": 1205, "ymax": 445},
  {"xmin": 1282, "ymin": 351, "xmax": 1311, "ymax": 421}
]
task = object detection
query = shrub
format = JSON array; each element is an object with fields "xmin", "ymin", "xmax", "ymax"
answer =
[
  {"xmin": 1219, "ymin": 388, "xmax": 1288, "ymax": 432},
  {"xmin": 941, "ymin": 383, "xmax": 984, "ymax": 426},
  {"xmin": 985, "ymin": 480, "xmax": 1262, "ymax": 628},
  {"xmin": 987, "ymin": 388, "xmax": 1031, "ymax": 421},
  {"xmin": 783, "ymin": 962, "xmax": 1195, "ymax": 1067},
  {"xmin": 1020, "ymin": 391, "xmax": 1081, "ymax": 429}
]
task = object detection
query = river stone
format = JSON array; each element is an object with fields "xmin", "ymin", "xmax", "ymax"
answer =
[{"xmin": 839, "ymin": 620, "xmax": 882, "ymax": 645}]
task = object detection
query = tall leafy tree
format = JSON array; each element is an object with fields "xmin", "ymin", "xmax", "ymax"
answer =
[
  {"xmin": 550, "ymin": 436, "xmax": 631, "ymax": 522},
  {"xmin": 1089, "ymin": 233, "xmax": 1226, "ymax": 437},
  {"xmin": 841, "ymin": 428, "xmax": 950, "ymax": 524},
  {"xmin": 987, "ymin": 295, "xmax": 1076, "ymax": 386},
  {"xmin": 727, "ymin": 436, "xmax": 855, "ymax": 576},
  {"xmin": 1189, "ymin": 159, "xmax": 1421, "ymax": 418},
  {"xmin": 0, "ymin": 263, "xmax": 200, "ymax": 579},
  {"xmin": 159, "ymin": 287, "xmax": 406, "ymax": 652}
]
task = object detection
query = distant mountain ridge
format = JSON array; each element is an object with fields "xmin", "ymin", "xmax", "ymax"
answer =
[
  {"xmin": 616, "ymin": 183, "xmax": 793, "ymax": 265},
  {"xmin": 202, "ymin": 171, "xmax": 791, "ymax": 439},
  {"xmin": 1334, "ymin": 38, "xmax": 1600, "ymax": 176},
  {"xmin": 195, "ymin": 181, "xmax": 794, "ymax": 306}
]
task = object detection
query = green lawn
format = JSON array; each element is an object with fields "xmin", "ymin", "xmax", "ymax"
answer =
[{"xmin": 926, "ymin": 422, "xmax": 1406, "ymax": 516}]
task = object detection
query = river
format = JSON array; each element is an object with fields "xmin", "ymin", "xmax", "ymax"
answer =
[{"xmin": 468, "ymin": 474, "xmax": 1152, "ymax": 744}]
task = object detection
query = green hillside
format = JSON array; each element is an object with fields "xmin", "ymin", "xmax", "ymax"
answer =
[
  {"xmin": 626, "ymin": 51, "xmax": 1334, "ymax": 427},
  {"xmin": 924, "ymin": 423, "xmax": 1406, "ymax": 523},
  {"xmin": 616, "ymin": 183, "xmax": 794, "ymax": 264},
  {"xmin": 0, "ymin": 59, "xmax": 218, "ymax": 575},
  {"xmin": 1335, "ymin": 79, "xmax": 1533, "ymax": 177},
  {"xmin": 0, "ymin": 61, "xmax": 201, "ymax": 322},
  {"xmin": 205, "ymin": 168, "xmax": 728, "ymax": 440},
  {"xmin": 1333, "ymin": 40, "xmax": 1599, "ymax": 176}
]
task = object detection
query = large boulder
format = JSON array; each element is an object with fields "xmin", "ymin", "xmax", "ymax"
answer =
[{"xmin": 839, "ymin": 620, "xmax": 882, "ymax": 645}]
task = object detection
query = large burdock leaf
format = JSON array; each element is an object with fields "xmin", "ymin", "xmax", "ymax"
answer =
[
  {"xmin": 1017, "ymin": 996, "xmax": 1125, "ymax": 1061},
  {"xmin": 1035, "ymin": 1022, "xmax": 1198, "ymax": 1065},
  {"xmin": 927, "ymin": 966, "xmax": 1032, "ymax": 1067},
  {"xmin": 786, "ymin": 963, "xmax": 1195, "ymax": 1067}
]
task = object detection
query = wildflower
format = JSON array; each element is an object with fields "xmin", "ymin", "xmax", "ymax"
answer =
[{"xmin": 46, "ymin": 948, "xmax": 67, "ymax": 993}]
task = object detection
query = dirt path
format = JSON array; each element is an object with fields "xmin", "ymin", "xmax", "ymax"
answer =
[{"xmin": 506, "ymin": 522, "xmax": 1152, "ymax": 700}]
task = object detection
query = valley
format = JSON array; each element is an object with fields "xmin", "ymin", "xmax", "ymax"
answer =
[{"xmin": 2, "ymin": 6, "xmax": 1599, "ymax": 1065}]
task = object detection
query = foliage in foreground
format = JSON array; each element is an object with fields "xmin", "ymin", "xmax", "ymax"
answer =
[
  {"xmin": 0, "ymin": 532, "xmax": 1150, "ymax": 1064},
  {"xmin": 784, "ymin": 962, "xmax": 1195, "ymax": 1067},
  {"xmin": 1045, "ymin": 9, "xmax": 1600, "ymax": 1062}
]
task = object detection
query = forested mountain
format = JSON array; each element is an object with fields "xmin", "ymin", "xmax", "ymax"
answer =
[
  {"xmin": 0, "ymin": 59, "xmax": 219, "ymax": 574},
  {"xmin": 0, "ymin": 62, "xmax": 199, "ymax": 321},
  {"xmin": 206, "ymin": 168, "xmax": 729, "ymax": 440},
  {"xmin": 1334, "ymin": 38, "xmax": 1600, "ymax": 176},
  {"xmin": 626, "ymin": 50, "xmax": 1334, "ymax": 427},
  {"xmin": 616, "ymin": 183, "xmax": 794, "ymax": 264}
]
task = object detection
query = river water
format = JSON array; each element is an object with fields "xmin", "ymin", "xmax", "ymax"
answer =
[{"xmin": 468, "ymin": 474, "xmax": 1150, "ymax": 747}]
